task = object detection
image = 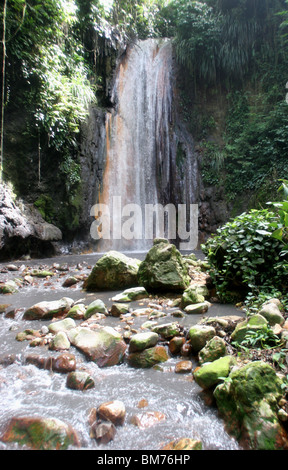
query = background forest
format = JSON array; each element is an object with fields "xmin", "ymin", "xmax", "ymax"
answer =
[{"xmin": 1, "ymin": 0, "xmax": 288, "ymax": 235}]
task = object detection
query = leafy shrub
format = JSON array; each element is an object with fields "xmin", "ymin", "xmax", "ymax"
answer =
[{"xmin": 202, "ymin": 208, "xmax": 288, "ymax": 302}]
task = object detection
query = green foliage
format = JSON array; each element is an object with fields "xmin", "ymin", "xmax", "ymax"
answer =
[
  {"xmin": 202, "ymin": 209, "xmax": 288, "ymax": 302},
  {"xmin": 232, "ymin": 325, "xmax": 283, "ymax": 351}
]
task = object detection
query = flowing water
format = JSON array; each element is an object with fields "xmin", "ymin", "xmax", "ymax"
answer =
[
  {"xmin": 0, "ymin": 251, "xmax": 243, "ymax": 451},
  {"xmin": 94, "ymin": 39, "xmax": 175, "ymax": 252}
]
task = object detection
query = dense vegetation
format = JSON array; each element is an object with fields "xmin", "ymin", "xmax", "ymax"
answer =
[{"xmin": 1, "ymin": 0, "xmax": 288, "ymax": 241}]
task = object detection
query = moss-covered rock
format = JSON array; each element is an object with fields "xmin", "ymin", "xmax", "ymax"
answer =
[
  {"xmin": 23, "ymin": 297, "xmax": 74, "ymax": 320},
  {"xmin": 230, "ymin": 314, "xmax": 268, "ymax": 343},
  {"xmin": 111, "ymin": 287, "xmax": 148, "ymax": 302},
  {"xmin": 214, "ymin": 361, "xmax": 288, "ymax": 450},
  {"xmin": 84, "ymin": 251, "xmax": 141, "ymax": 291},
  {"xmin": 181, "ymin": 284, "xmax": 209, "ymax": 308},
  {"xmin": 129, "ymin": 332, "xmax": 159, "ymax": 353},
  {"xmin": 188, "ymin": 325, "xmax": 216, "ymax": 353},
  {"xmin": 127, "ymin": 345, "xmax": 169, "ymax": 368},
  {"xmin": 198, "ymin": 336, "xmax": 227, "ymax": 365},
  {"xmin": 193, "ymin": 355, "xmax": 236, "ymax": 390},
  {"xmin": 0, "ymin": 416, "xmax": 79, "ymax": 450},
  {"xmin": 84, "ymin": 299, "xmax": 108, "ymax": 319},
  {"xmin": 137, "ymin": 240, "xmax": 190, "ymax": 292}
]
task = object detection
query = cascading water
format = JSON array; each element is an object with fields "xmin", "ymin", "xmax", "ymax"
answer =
[{"xmin": 93, "ymin": 39, "xmax": 174, "ymax": 252}]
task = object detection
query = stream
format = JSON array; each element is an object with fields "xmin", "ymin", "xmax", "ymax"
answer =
[{"xmin": 0, "ymin": 250, "xmax": 243, "ymax": 451}]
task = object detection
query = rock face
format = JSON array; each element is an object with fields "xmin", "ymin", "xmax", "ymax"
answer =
[
  {"xmin": 214, "ymin": 361, "xmax": 288, "ymax": 450},
  {"xmin": 137, "ymin": 239, "xmax": 190, "ymax": 292},
  {"xmin": 0, "ymin": 184, "xmax": 62, "ymax": 260},
  {"xmin": 84, "ymin": 251, "xmax": 141, "ymax": 291},
  {"xmin": 0, "ymin": 416, "xmax": 79, "ymax": 450},
  {"xmin": 67, "ymin": 326, "xmax": 126, "ymax": 367}
]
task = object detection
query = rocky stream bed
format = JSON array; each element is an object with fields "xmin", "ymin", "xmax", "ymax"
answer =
[{"xmin": 0, "ymin": 240, "xmax": 287, "ymax": 452}]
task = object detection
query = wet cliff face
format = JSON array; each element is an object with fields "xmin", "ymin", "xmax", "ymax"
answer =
[{"xmin": 79, "ymin": 38, "xmax": 230, "ymax": 252}]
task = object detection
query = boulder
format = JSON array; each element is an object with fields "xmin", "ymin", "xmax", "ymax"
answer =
[
  {"xmin": 84, "ymin": 251, "xmax": 141, "ymax": 291},
  {"xmin": 23, "ymin": 297, "xmax": 74, "ymax": 320},
  {"xmin": 168, "ymin": 336, "xmax": 186, "ymax": 355},
  {"xmin": 198, "ymin": 336, "xmax": 227, "ymax": 365},
  {"xmin": 193, "ymin": 355, "xmax": 236, "ymax": 389},
  {"xmin": 25, "ymin": 353, "xmax": 77, "ymax": 373},
  {"xmin": 181, "ymin": 285, "xmax": 208, "ymax": 308},
  {"xmin": 129, "ymin": 332, "xmax": 159, "ymax": 353},
  {"xmin": 230, "ymin": 314, "xmax": 268, "ymax": 344},
  {"xmin": 151, "ymin": 322, "xmax": 181, "ymax": 339},
  {"xmin": 67, "ymin": 303, "xmax": 86, "ymax": 320},
  {"xmin": 110, "ymin": 303, "xmax": 130, "ymax": 317},
  {"xmin": 188, "ymin": 325, "xmax": 216, "ymax": 353},
  {"xmin": 175, "ymin": 360, "xmax": 193, "ymax": 374},
  {"xmin": 0, "ymin": 184, "xmax": 62, "ymax": 260},
  {"xmin": 214, "ymin": 361, "xmax": 288, "ymax": 450},
  {"xmin": 259, "ymin": 301, "xmax": 285, "ymax": 326},
  {"xmin": 67, "ymin": 326, "xmax": 126, "ymax": 367},
  {"xmin": 127, "ymin": 345, "xmax": 169, "ymax": 368},
  {"xmin": 137, "ymin": 240, "xmax": 190, "ymax": 292},
  {"xmin": 0, "ymin": 280, "xmax": 19, "ymax": 294},
  {"xmin": 0, "ymin": 416, "xmax": 79, "ymax": 450}
]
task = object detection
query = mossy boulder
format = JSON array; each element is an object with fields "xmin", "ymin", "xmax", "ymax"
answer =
[
  {"xmin": 151, "ymin": 322, "xmax": 181, "ymax": 339},
  {"xmin": 0, "ymin": 416, "xmax": 79, "ymax": 450},
  {"xmin": 181, "ymin": 284, "xmax": 209, "ymax": 308},
  {"xmin": 66, "ymin": 371, "xmax": 95, "ymax": 391},
  {"xmin": 137, "ymin": 240, "xmax": 190, "ymax": 292},
  {"xmin": 188, "ymin": 325, "xmax": 216, "ymax": 353},
  {"xmin": 127, "ymin": 345, "xmax": 169, "ymax": 368},
  {"xmin": 259, "ymin": 300, "xmax": 285, "ymax": 326},
  {"xmin": 84, "ymin": 251, "xmax": 141, "ymax": 291},
  {"xmin": 48, "ymin": 318, "xmax": 76, "ymax": 334},
  {"xmin": 193, "ymin": 355, "xmax": 236, "ymax": 390},
  {"xmin": 230, "ymin": 314, "xmax": 268, "ymax": 343},
  {"xmin": 128, "ymin": 332, "xmax": 159, "ymax": 353},
  {"xmin": 198, "ymin": 336, "xmax": 227, "ymax": 365},
  {"xmin": 214, "ymin": 361, "xmax": 288, "ymax": 450}
]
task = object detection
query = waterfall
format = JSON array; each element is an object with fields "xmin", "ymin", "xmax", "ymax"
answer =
[{"xmin": 93, "ymin": 38, "xmax": 174, "ymax": 252}]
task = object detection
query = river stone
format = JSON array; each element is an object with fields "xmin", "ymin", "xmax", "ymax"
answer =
[
  {"xmin": 0, "ymin": 280, "xmax": 19, "ymax": 294},
  {"xmin": 161, "ymin": 438, "xmax": 202, "ymax": 450},
  {"xmin": 111, "ymin": 286, "xmax": 149, "ymax": 302},
  {"xmin": 175, "ymin": 360, "xmax": 193, "ymax": 374},
  {"xmin": 130, "ymin": 411, "xmax": 166, "ymax": 429},
  {"xmin": 169, "ymin": 336, "xmax": 186, "ymax": 355},
  {"xmin": 110, "ymin": 303, "xmax": 130, "ymax": 317},
  {"xmin": 66, "ymin": 371, "xmax": 95, "ymax": 391},
  {"xmin": 23, "ymin": 297, "xmax": 74, "ymax": 320},
  {"xmin": 0, "ymin": 416, "xmax": 79, "ymax": 450},
  {"xmin": 127, "ymin": 345, "xmax": 169, "ymax": 368},
  {"xmin": 67, "ymin": 303, "xmax": 86, "ymax": 319},
  {"xmin": 91, "ymin": 420, "xmax": 117, "ymax": 444},
  {"xmin": 84, "ymin": 299, "xmax": 108, "ymax": 319},
  {"xmin": 151, "ymin": 322, "xmax": 181, "ymax": 339},
  {"xmin": 67, "ymin": 326, "xmax": 126, "ymax": 367},
  {"xmin": 184, "ymin": 302, "xmax": 210, "ymax": 315},
  {"xmin": 49, "ymin": 331, "xmax": 71, "ymax": 350},
  {"xmin": 188, "ymin": 325, "xmax": 216, "ymax": 353},
  {"xmin": 129, "ymin": 332, "xmax": 159, "ymax": 353},
  {"xmin": 97, "ymin": 400, "xmax": 126, "ymax": 426},
  {"xmin": 193, "ymin": 355, "xmax": 236, "ymax": 390},
  {"xmin": 214, "ymin": 361, "xmax": 288, "ymax": 450},
  {"xmin": 137, "ymin": 240, "xmax": 190, "ymax": 292},
  {"xmin": 84, "ymin": 251, "xmax": 141, "ymax": 291},
  {"xmin": 258, "ymin": 301, "xmax": 285, "ymax": 326},
  {"xmin": 198, "ymin": 336, "xmax": 227, "ymax": 365},
  {"xmin": 230, "ymin": 314, "xmax": 268, "ymax": 343},
  {"xmin": 48, "ymin": 317, "xmax": 76, "ymax": 334}
]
